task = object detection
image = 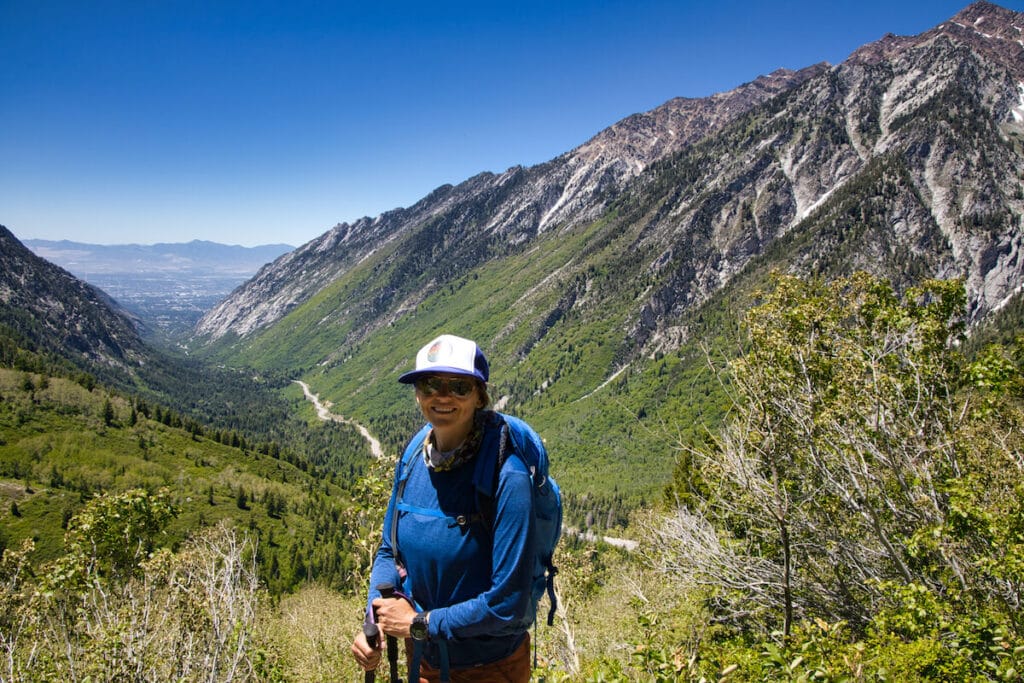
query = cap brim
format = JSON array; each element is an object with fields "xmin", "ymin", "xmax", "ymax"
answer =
[{"xmin": 398, "ymin": 367, "xmax": 485, "ymax": 384}]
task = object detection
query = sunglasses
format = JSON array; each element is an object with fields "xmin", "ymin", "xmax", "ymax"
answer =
[{"xmin": 415, "ymin": 376, "xmax": 477, "ymax": 397}]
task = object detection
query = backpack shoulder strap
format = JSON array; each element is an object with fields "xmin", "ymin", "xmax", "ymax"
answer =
[
  {"xmin": 391, "ymin": 424, "xmax": 431, "ymax": 569},
  {"xmin": 398, "ymin": 424, "xmax": 431, "ymax": 483}
]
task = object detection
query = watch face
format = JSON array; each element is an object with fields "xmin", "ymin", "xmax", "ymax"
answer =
[{"xmin": 411, "ymin": 614, "xmax": 428, "ymax": 640}]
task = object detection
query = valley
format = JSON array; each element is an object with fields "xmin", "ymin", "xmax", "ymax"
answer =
[
  {"xmin": 2, "ymin": 4, "xmax": 1023, "ymax": 679},
  {"xmin": 24, "ymin": 239, "xmax": 293, "ymax": 339}
]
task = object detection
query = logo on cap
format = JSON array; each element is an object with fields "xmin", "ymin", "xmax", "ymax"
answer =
[{"xmin": 426, "ymin": 341, "xmax": 444, "ymax": 362}]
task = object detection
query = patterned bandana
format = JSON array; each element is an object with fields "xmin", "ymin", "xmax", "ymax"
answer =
[{"xmin": 423, "ymin": 410, "xmax": 497, "ymax": 472}]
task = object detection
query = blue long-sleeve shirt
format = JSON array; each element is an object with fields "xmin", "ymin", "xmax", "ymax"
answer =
[{"xmin": 367, "ymin": 418, "xmax": 537, "ymax": 668}]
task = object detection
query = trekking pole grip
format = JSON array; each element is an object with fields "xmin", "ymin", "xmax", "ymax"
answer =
[
  {"xmin": 362, "ymin": 620, "xmax": 380, "ymax": 683},
  {"xmin": 375, "ymin": 582, "xmax": 401, "ymax": 683}
]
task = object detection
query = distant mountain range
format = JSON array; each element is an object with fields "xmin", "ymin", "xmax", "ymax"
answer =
[
  {"xmin": 23, "ymin": 238, "xmax": 293, "ymax": 337},
  {"xmin": 24, "ymin": 239, "xmax": 294, "ymax": 276}
]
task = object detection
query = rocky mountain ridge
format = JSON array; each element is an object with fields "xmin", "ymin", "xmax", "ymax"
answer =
[
  {"xmin": 850, "ymin": 1, "xmax": 1024, "ymax": 79},
  {"xmin": 196, "ymin": 3, "xmax": 1024, "ymax": 356},
  {"xmin": 621, "ymin": 1, "xmax": 1024, "ymax": 351},
  {"xmin": 194, "ymin": 64, "xmax": 828, "ymax": 340}
]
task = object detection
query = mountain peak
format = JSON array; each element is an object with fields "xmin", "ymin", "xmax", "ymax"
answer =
[{"xmin": 849, "ymin": 1, "xmax": 1024, "ymax": 78}]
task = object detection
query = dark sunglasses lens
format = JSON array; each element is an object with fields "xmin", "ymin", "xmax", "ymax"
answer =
[
  {"xmin": 449, "ymin": 380, "xmax": 473, "ymax": 396},
  {"xmin": 416, "ymin": 378, "xmax": 440, "ymax": 394}
]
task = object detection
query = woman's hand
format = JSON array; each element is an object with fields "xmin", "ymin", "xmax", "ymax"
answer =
[
  {"xmin": 372, "ymin": 595, "xmax": 418, "ymax": 639},
  {"xmin": 350, "ymin": 630, "xmax": 382, "ymax": 672}
]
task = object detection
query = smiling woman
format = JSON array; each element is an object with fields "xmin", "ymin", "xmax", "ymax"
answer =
[
  {"xmin": 351, "ymin": 333, "xmax": 545, "ymax": 682},
  {"xmin": 412, "ymin": 373, "xmax": 486, "ymax": 455}
]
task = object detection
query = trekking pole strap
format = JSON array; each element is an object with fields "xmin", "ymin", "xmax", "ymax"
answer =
[
  {"xmin": 409, "ymin": 640, "xmax": 423, "ymax": 683},
  {"xmin": 438, "ymin": 640, "xmax": 451, "ymax": 683}
]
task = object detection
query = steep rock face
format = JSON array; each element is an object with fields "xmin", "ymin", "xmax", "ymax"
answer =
[
  {"xmin": 623, "ymin": 2, "xmax": 1024, "ymax": 352},
  {"xmin": 195, "ymin": 66, "xmax": 826, "ymax": 341},
  {"xmin": 0, "ymin": 225, "xmax": 147, "ymax": 370},
  {"xmin": 827, "ymin": 5, "xmax": 1024, "ymax": 316},
  {"xmin": 533, "ymin": 64, "xmax": 830, "ymax": 233}
]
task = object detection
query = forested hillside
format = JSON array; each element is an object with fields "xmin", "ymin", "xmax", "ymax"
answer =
[
  {"xmin": 3, "ymin": 273, "xmax": 1021, "ymax": 681},
  {"xmin": 1, "ymin": 223, "xmax": 375, "ymax": 480},
  {"xmin": 0, "ymin": 367, "xmax": 371, "ymax": 594}
]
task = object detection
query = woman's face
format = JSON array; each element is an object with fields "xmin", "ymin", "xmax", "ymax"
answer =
[{"xmin": 414, "ymin": 373, "xmax": 482, "ymax": 434}]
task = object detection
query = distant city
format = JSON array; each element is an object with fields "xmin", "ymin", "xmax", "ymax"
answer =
[{"xmin": 24, "ymin": 239, "xmax": 294, "ymax": 340}]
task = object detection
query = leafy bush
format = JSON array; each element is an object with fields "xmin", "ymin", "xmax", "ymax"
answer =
[
  {"xmin": 2, "ymin": 488, "xmax": 275, "ymax": 682},
  {"xmin": 645, "ymin": 273, "xmax": 1023, "ymax": 681}
]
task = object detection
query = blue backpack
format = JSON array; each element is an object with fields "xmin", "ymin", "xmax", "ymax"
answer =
[{"xmin": 391, "ymin": 412, "xmax": 563, "ymax": 627}]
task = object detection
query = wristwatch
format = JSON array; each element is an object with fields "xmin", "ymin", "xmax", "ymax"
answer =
[{"xmin": 410, "ymin": 611, "xmax": 430, "ymax": 641}]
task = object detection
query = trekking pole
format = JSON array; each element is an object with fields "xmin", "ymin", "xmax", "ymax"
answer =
[
  {"xmin": 362, "ymin": 616, "xmax": 380, "ymax": 683},
  {"xmin": 376, "ymin": 582, "xmax": 402, "ymax": 683}
]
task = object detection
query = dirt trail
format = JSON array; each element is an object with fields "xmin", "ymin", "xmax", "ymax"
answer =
[{"xmin": 294, "ymin": 380, "xmax": 384, "ymax": 459}]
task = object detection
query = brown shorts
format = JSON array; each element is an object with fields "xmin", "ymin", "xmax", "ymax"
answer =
[{"xmin": 408, "ymin": 633, "xmax": 531, "ymax": 683}]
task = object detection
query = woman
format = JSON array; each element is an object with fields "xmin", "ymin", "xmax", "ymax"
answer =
[{"xmin": 351, "ymin": 334, "xmax": 540, "ymax": 682}]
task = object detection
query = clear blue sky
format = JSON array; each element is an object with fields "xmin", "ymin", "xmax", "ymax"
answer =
[{"xmin": 2, "ymin": 0, "xmax": 1018, "ymax": 247}]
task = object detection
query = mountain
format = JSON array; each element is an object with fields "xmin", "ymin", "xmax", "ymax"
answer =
[
  {"xmin": 25, "ymin": 239, "xmax": 293, "ymax": 338},
  {"xmin": 192, "ymin": 2, "xmax": 1024, "ymax": 504},
  {"xmin": 193, "ymin": 65, "xmax": 827, "ymax": 341},
  {"xmin": 1, "ymin": 225, "xmax": 149, "ymax": 378}
]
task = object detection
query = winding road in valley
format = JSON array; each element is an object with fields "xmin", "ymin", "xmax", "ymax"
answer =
[{"xmin": 294, "ymin": 380, "xmax": 384, "ymax": 459}]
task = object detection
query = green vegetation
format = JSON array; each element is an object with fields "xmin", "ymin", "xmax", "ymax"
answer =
[
  {"xmin": 637, "ymin": 272, "xmax": 1024, "ymax": 682},
  {"xmin": 534, "ymin": 272, "xmax": 1022, "ymax": 682},
  {"xmin": 3, "ymin": 271, "xmax": 1022, "ymax": 681},
  {"xmin": 0, "ymin": 367, "xmax": 376, "ymax": 595}
]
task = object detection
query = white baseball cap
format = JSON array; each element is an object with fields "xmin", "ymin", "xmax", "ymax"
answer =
[{"xmin": 398, "ymin": 334, "xmax": 490, "ymax": 384}]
